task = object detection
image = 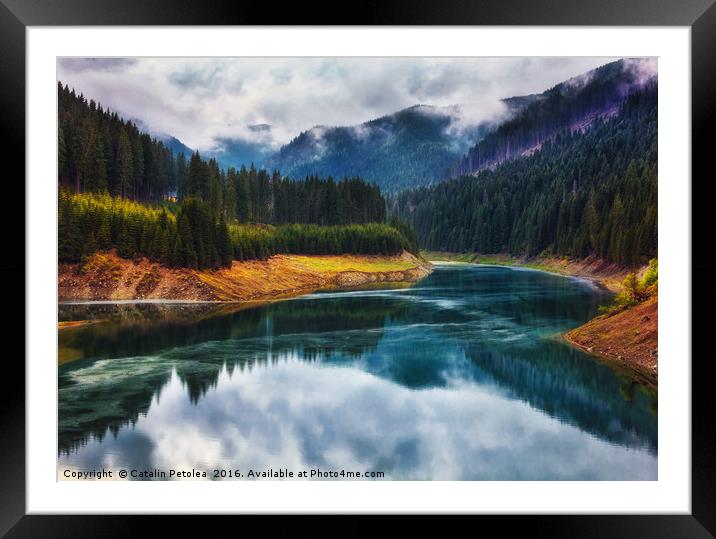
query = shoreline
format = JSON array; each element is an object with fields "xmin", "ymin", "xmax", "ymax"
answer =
[
  {"xmin": 563, "ymin": 329, "xmax": 657, "ymax": 388},
  {"xmin": 426, "ymin": 252, "xmax": 657, "ymax": 383},
  {"xmin": 59, "ymin": 251, "xmax": 656, "ymax": 385},
  {"xmin": 423, "ymin": 251, "xmax": 637, "ymax": 293},
  {"xmin": 58, "ymin": 250, "xmax": 433, "ymax": 305},
  {"xmin": 563, "ymin": 297, "xmax": 658, "ymax": 386},
  {"xmin": 431, "ymin": 259, "xmax": 613, "ymax": 294}
]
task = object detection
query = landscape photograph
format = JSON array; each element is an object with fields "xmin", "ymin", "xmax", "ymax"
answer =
[{"xmin": 57, "ymin": 56, "xmax": 658, "ymax": 481}]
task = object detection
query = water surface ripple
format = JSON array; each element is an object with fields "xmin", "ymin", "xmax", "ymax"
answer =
[{"xmin": 58, "ymin": 264, "xmax": 657, "ymax": 480}]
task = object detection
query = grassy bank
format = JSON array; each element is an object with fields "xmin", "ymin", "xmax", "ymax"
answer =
[{"xmin": 58, "ymin": 250, "xmax": 432, "ymax": 303}]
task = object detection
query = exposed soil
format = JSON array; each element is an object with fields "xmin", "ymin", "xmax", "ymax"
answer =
[
  {"xmin": 424, "ymin": 251, "xmax": 657, "ymax": 380},
  {"xmin": 59, "ymin": 250, "xmax": 657, "ymax": 383},
  {"xmin": 424, "ymin": 252, "xmax": 637, "ymax": 293},
  {"xmin": 58, "ymin": 250, "xmax": 432, "ymax": 303},
  {"xmin": 523, "ymin": 255, "xmax": 634, "ymax": 293},
  {"xmin": 564, "ymin": 298, "xmax": 658, "ymax": 383}
]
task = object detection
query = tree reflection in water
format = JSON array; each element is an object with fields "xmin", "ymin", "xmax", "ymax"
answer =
[{"xmin": 58, "ymin": 266, "xmax": 657, "ymax": 479}]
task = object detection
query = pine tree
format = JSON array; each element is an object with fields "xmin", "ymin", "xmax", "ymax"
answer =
[
  {"xmin": 97, "ymin": 212, "xmax": 111, "ymax": 249},
  {"xmin": 83, "ymin": 122, "xmax": 107, "ymax": 192},
  {"xmin": 160, "ymin": 227, "xmax": 172, "ymax": 266},
  {"xmin": 175, "ymin": 152, "xmax": 187, "ymax": 199},
  {"xmin": 115, "ymin": 130, "xmax": 133, "ymax": 198},
  {"xmin": 177, "ymin": 213, "xmax": 197, "ymax": 268},
  {"xmin": 84, "ymin": 231, "xmax": 98, "ymax": 258},
  {"xmin": 58, "ymin": 127, "xmax": 67, "ymax": 183},
  {"xmin": 58, "ymin": 211, "xmax": 84, "ymax": 262},
  {"xmin": 186, "ymin": 151, "xmax": 207, "ymax": 199},
  {"xmin": 237, "ymin": 165, "xmax": 251, "ymax": 222},
  {"xmin": 207, "ymin": 159, "xmax": 222, "ymax": 218},
  {"xmin": 117, "ymin": 219, "xmax": 132, "ymax": 258},
  {"xmin": 216, "ymin": 216, "xmax": 233, "ymax": 267},
  {"xmin": 131, "ymin": 132, "xmax": 144, "ymax": 199},
  {"xmin": 390, "ymin": 83, "xmax": 657, "ymax": 264},
  {"xmin": 170, "ymin": 233, "xmax": 183, "ymax": 268}
]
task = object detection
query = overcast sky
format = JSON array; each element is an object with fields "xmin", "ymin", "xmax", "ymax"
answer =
[{"xmin": 57, "ymin": 57, "xmax": 618, "ymax": 151}]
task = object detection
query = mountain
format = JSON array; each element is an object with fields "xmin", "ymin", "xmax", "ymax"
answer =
[
  {"xmin": 158, "ymin": 129, "xmax": 275, "ymax": 172},
  {"xmin": 153, "ymin": 59, "xmax": 656, "ymax": 197},
  {"xmin": 160, "ymin": 135, "xmax": 193, "ymax": 159},
  {"xmin": 391, "ymin": 83, "xmax": 658, "ymax": 265},
  {"xmin": 266, "ymin": 104, "xmax": 499, "ymax": 194},
  {"xmin": 451, "ymin": 58, "xmax": 657, "ymax": 177},
  {"xmin": 129, "ymin": 117, "xmax": 194, "ymax": 160},
  {"xmin": 203, "ymin": 135, "xmax": 275, "ymax": 171}
]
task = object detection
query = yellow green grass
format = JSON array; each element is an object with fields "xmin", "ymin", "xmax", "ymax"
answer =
[
  {"xmin": 288, "ymin": 254, "xmax": 417, "ymax": 273},
  {"xmin": 422, "ymin": 251, "xmax": 561, "ymax": 272}
]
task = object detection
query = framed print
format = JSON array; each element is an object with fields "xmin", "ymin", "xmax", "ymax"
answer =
[{"xmin": 3, "ymin": 0, "xmax": 715, "ymax": 535}]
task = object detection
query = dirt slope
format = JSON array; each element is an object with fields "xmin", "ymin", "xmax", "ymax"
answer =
[
  {"xmin": 423, "ymin": 252, "xmax": 636, "ymax": 293},
  {"xmin": 565, "ymin": 298, "xmax": 658, "ymax": 380},
  {"xmin": 58, "ymin": 250, "xmax": 432, "ymax": 302}
]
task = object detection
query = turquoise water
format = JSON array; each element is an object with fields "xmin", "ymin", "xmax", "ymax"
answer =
[{"xmin": 57, "ymin": 264, "xmax": 657, "ymax": 480}]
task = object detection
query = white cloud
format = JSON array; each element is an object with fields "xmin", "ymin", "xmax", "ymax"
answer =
[
  {"xmin": 57, "ymin": 57, "xmax": 620, "ymax": 151},
  {"xmin": 623, "ymin": 57, "xmax": 658, "ymax": 86},
  {"xmin": 58, "ymin": 359, "xmax": 657, "ymax": 480}
]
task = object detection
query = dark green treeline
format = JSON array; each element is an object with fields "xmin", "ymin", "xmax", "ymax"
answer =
[
  {"xmin": 59, "ymin": 192, "xmax": 411, "ymax": 267},
  {"xmin": 58, "ymin": 81, "xmax": 388, "ymax": 226},
  {"xmin": 213, "ymin": 165, "xmax": 387, "ymax": 226},
  {"xmin": 59, "ymin": 83, "xmax": 414, "ymax": 267},
  {"xmin": 390, "ymin": 85, "xmax": 657, "ymax": 265},
  {"xmin": 229, "ymin": 222, "xmax": 411, "ymax": 261},
  {"xmin": 58, "ymin": 192, "xmax": 234, "ymax": 269},
  {"xmin": 59, "ymin": 82, "xmax": 175, "ymax": 199}
]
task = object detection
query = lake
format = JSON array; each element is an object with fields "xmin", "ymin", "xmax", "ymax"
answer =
[{"xmin": 58, "ymin": 263, "xmax": 657, "ymax": 480}]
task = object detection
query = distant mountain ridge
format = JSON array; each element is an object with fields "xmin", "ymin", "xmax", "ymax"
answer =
[
  {"xmin": 159, "ymin": 135, "xmax": 193, "ymax": 160},
  {"xmin": 156, "ymin": 103, "xmax": 500, "ymax": 190},
  {"xmin": 152, "ymin": 59, "xmax": 656, "ymax": 195},
  {"xmin": 451, "ymin": 58, "xmax": 657, "ymax": 178},
  {"xmin": 265, "ymin": 104, "xmax": 501, "ymax": 194},
  {"xmin": 390, "ymin": 83, "xmax": 658, "ymax": 264},
  {"xmin": 206, "ymin": 137, "xmax": 275, "ymax": 171}
]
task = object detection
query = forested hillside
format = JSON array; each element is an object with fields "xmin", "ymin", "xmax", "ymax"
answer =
[
  {"xmin": 451, "ymin": 59, "xmax": 657, "ymax": 177},
  {"xmin": 59, "ymin": 191, "xmax": 413, "ymax": 267},
  {"xmin": 59, "ymin": 83, "xmax": 177, "ymax": 199},
  {"xmin": 391, "ymin": 84, "xmax": 657, "ymax": 265},
  {"xmin": 267, "ymin": 105, "xmax": 492, "ymax": 194},
  {"xmin": 58, "ymin": 83, "xmax": 415, "ymax": 268}
]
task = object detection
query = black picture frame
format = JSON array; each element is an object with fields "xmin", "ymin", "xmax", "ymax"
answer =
[{"xmin": 3, "ymin": 0, "xmax": 714, "ymax": 535}]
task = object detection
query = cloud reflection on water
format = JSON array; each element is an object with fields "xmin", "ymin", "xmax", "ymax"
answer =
[
  {"xmin": 58, "ymin": 265, "xmax": 657, "ymax": 480},
  {"xmin": 60, "ymin": 358, "xmax": 656, "ymax": 480}
]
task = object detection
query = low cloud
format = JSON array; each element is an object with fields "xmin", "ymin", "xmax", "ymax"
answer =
[
  {"xmin": 623, "ymin": 57, "xmax": 658, "ymax": 86},
  {"xmin": 57, "ymin": 57, "xmax": 622, "ymax": 152},
  {"xmin": 58, "ymin": 57, "xmax": 137, "ymax": 73}
]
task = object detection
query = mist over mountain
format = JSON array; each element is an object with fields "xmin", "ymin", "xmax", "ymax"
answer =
[
  {"xmin": 452, "ymin": 58, "xmax": 657, "ymax": 178},
  {"xmin": 391, "ymin": 82, "xmax": 658, "ymax": 264},
  {"xmin": 129, "ymin": 119, "xmax": 194, "ymax": 162},
  {"xmin": 205, "ymin": 136, "xmax": 275, "ymax": 171},
  {"xmin": 155, "ymin": 129, "xmax": 274, "ymax": 173},
  {"xmin": 264, "ymin": 104, "xmax": 514, "ymax": 194},
  {"xmin": 158, "ymin": 135, "xmax": 193, "ymax": 161},
  {"xmin": 151, "ymin": 59, "xmax": 656, "ymax": 197},
  {"xmin": 263, "ymin": 59, "xmax": 648, "ymax": 193}
]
